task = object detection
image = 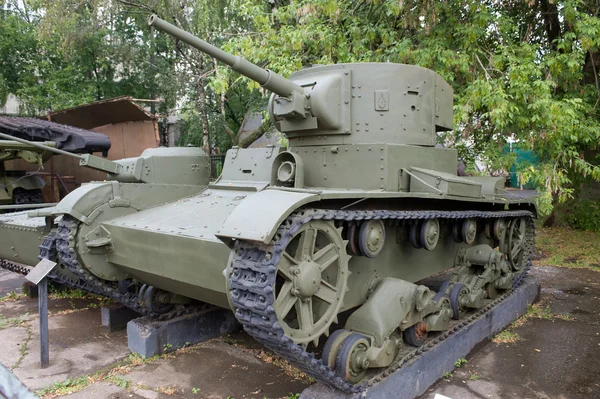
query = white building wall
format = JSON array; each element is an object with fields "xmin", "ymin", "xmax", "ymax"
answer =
[{"xmin": 0, "ymin": 94, "xmax": 21, "ymax": 115}]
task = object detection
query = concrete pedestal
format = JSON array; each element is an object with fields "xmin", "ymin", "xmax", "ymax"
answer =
[
  {"xmin": 101, "ymin": 305, "xmax": 141, "ymax": 332},
  {"xmin": 300, "ymin": 276, "xmax": 541, "ymax": 399},
  {"xmin": 127, "ymin": 307, "xmax": 241, "ymax": 358}
]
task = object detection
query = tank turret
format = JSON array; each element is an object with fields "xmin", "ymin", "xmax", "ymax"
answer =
[
  {"xmin": 148, "ymin": 15, "xmax": 453, "ymax": 147},
  {"xmin": 0, "ymin": 132, "xmax": 209, "ymax": 186}
]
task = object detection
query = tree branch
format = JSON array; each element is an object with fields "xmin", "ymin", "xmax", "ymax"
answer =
[{"xmin": 238, "ymin": 120, "xmax": 272, "ymax": 148}]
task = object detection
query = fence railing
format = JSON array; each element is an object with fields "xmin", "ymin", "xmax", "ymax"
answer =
[{"xmin": 209, "ymin": 155, "xmax": 225, "ymax": 179}]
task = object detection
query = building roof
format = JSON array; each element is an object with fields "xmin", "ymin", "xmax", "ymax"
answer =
[{"xmin": 48, "ymin": 96, "xmax": 156, "ymax": 130}]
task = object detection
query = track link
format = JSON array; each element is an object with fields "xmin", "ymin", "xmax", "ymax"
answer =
[{"xmin": 229, "ymin": 208, "xmax": 535, "ymax": 392}]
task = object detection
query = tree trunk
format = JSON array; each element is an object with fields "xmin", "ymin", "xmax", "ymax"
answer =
[
  {"xmin": 196, "ymin": 75, "xmax": 211, "ymax": 154},
  {"xmin": 539, "ymin": 0, "xmax": 561, "ymax": 51}
]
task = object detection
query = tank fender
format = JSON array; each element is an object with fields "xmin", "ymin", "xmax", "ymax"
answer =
[
  {"xmin": 216, "ymin": 188, "xmax": 320, "ymax": 247},
  {"xmin": 344, "ymin": 278, "xmax": 421, "ymax": 348},
  {"xmin": 9, "ymin": 175, "xmax": 46, "ymax": 192},
  {"xmin": 51, "ymin": 181, "xmax": 118, "ymax": 224}
]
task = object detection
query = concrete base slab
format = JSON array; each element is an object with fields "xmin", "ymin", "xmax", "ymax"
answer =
[
  {"xmin": 101, "ymin": 305, "xmax": 141, "ymax": 332},
  {"xmin": 0, "ymin": 268, "xmax": 27, "ymax": 297},
  {"xmin": 127, "ymin": 307, "xmax": 241, "ymax": 358},
  {"xmin": 300, "ymin": 276, "xmax": 541, "ymax": 399},
  {"xmin": 1, "ymin": 308, "xmax": 130, "ymax": 392}
]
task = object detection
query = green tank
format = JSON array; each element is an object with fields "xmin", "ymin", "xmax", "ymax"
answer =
[
  {"xmin": 0, "ymin": 140, "xmax": 53, "ymax": 208},
  {"xmin": 0, "ymin": 16, "xmax": 537, "ymax": 392}
]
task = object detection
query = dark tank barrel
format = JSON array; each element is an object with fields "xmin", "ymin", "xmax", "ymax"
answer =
[{"xmin": 148, "ymin": 14, "xmax": 303, "ymax": 98}]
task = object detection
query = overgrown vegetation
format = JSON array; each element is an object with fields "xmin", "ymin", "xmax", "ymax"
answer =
[
  {"xmin": 535, "ymin": 227, "xmax": 600, "ymax": 271},
  {"xmin": 0, "ymin": 313, "xmax": 29, "ymax": 330},
  {"xmin": 0, "ymin": 291, "xmax": 26, "ymax": 302},
  {"xmin": 35, "ymin": 353, "xmax": 160, "ymax": 398},
  {"xmin": 492, "ymin": 330, "xmax": 521, "ymax": 344},
  {"xmin": 568, "ymin": 199, "xmax": 600, "ymax": 232}
]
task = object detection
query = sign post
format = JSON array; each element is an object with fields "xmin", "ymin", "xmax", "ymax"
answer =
[{"xmin": 25, "ymin": 258, "xmax": 57, "ymax": 369}]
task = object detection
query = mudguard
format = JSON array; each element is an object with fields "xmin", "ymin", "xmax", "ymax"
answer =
[
  {"xmin": 216, "ymin": 188, "xmax": 320, "ymax": 246},
  {"xmin": 10, "ymin": 175, "xmax": 46, "ymax": 192},
  {"xmin": 51, "ymin": 181, "xmax": 115, "ymax": 223}
]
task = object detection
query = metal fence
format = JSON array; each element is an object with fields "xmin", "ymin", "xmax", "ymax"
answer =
[{"xmin": 209, "ymin": 155, "xmax": 225, "ymax": 179}]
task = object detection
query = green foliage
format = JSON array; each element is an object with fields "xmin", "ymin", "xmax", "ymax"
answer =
[
  {"xmin": 454, "ymin": 358, "xmax": 468, "ymax": 368},
  {"xmin": 569, "ymin": 199, "xmax": 600, "ymax": 231}
]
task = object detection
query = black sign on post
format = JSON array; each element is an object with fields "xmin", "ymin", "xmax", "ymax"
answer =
[{"xmin": 25, "ymin": 258, "xmax": 57, "ymax": 369}]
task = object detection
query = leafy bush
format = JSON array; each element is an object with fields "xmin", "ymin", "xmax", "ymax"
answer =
[{"xmin": 569, "ymin": 200, "xmax": 600, "ymax": 232}]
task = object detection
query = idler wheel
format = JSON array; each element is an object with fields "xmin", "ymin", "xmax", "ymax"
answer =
[
  {"xmin": 334, "ymin": 333, "xmax": 371, "ymax": 384},
  {"xmin": 506, "ymin": 217, "xmax": 527, "ymax": 270},
  {"xmin": 461, "ymin": 219, "xmax": 477, "ymax": 244},
  {"xmin": 420, "ymin": 219, "xmax": 440, "ymax": 251},
  {"xmin": 322, "ymin": 329, "xmax": 352, "ymax": 369},
  {"xmin": 358, "ymin": 219, "xmax": 386, "ymax": 258},
  {"xmin": 449, "ymin": 283, "xmax": 469, "ymax": 320},
  {"xmin": 273, "ymin": 220, "xmax": 349, "ymax": 346},
  {"xmin": 409, "ymin": 221, "xmax": 423, "ymax": 249},
  {"xmin": 404, "ymin": 321, "xmax": 429, "ymax": 347},
  {"xmin": 144, "ymin": 286, "xmax": 173, "ymax": 314}
]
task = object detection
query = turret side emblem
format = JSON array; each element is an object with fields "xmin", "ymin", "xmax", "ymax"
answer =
[{"xmin": 375, "ymin": 90, "xmax": 389, "ymax": 111}]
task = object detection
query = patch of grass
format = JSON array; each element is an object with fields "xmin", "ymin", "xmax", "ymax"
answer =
[
  {"xmin": 535, "ymin": 227, "xmax": 600, "ymax": 271},
  {"xmin": 525, "ymin": 303, "xmax": 553, "ymax": 320},
  {"xmin": 0, "ymin": 313, "xmax": 30, "ymax": 330},
  {"xmin": 493, "ymin": 330, "xmax": 520, "ymax": 344},
  {"xmin": 0, "ymin": 291, "xmax": 26, "ymax": 302},
  {"xmin": 469, "ymin": 372, "xmax": 481, "ymax": 381},
  {"xmin": 36, "ymin": 353, "xmax": 160, "ymax": 398},
  {"xmin": 443, "ymin": 371, "xmax": 452, "ymax": 380},
  {"xmin": 11, "ymin": 324, "xmax": 32, "ymax": 369},
  {"xmin": 48, "ymin": 286, "xmax": 86, "ymax": 300},
  {"xmin": 36, "ymin": 375, "xmax": 97, "ymax": 398},
  {"xmin": 454, "ymin": 358, "xmax": 468, "ymax": 368},
  {"xmin": 105, "ymin": 375, "xmax": 130, "ymax": 389}
]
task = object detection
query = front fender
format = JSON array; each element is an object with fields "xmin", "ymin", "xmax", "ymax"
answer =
[
  {"xmin": 51, "ymin": 181, "xmax": 115, "ymax": 223},
  {"xmin": 10, "ymin": 175, "xmax": 46, "ymax": 192},
  {"xmin": 216, "ymin": 188, "xmax": 320, "ymax": 246}
]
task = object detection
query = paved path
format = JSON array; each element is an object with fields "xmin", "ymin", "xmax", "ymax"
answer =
[{"xmin": 1, "ymin": 265, "xmax": 598, "ymax": 398}]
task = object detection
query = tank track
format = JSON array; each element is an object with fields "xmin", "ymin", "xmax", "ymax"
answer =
[
  {"xmin": 52, "ymin": 216, "xmax": 212, "ymax": 320},
  {"xmin": 229, "ymin": 208, "xmax": 535, "ymax": 392},
  {"xmin": 1, "ymin": 217, "xmax": 212, "ymax": 320}
]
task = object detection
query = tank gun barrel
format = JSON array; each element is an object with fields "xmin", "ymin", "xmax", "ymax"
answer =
[
  {"xmin": 0, "ymin": 132, "xmax": 120, "ymax": 174},
  {"xmin": 148, "ymin": 15, "xmax": 303, "ymax": 98}
]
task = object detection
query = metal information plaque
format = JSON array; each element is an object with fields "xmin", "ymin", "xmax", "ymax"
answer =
[{"xmin": 25, "ymin": 259, "xmax": 56, "ymax": 285}]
